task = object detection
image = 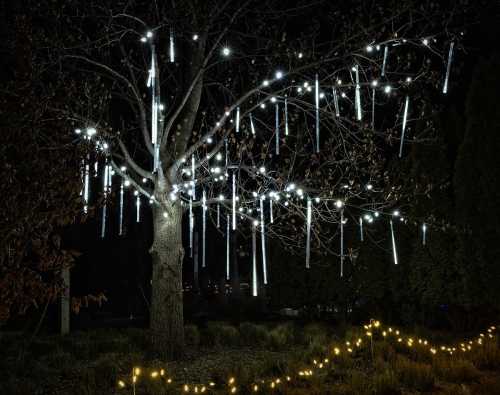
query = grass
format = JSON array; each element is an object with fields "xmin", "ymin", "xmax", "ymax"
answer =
[{"xmin": 0, "ymin": 322, "xmax": 499, "ymax": 394}]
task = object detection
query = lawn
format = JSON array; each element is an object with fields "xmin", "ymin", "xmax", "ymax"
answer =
[{"xmin": 1, "ymin": 321, "xmax": 500, "ymax": 394}]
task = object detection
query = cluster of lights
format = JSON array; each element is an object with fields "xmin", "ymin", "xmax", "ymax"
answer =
[{"xmin": 117, "ymin": 320, "xmax": 497, "ymax": 393}]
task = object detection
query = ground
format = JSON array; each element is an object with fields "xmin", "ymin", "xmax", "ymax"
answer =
[{"xmin": 1, "ymin": 321, "xmax": 500, "ymax": 394}]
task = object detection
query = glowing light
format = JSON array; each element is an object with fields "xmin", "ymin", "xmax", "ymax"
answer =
[
  {"xmin": 315, "ymin": 74, "xmax": 320, "ymax": 152},
  {"xmin": 335, "ymin": 200, "xmax": 343, "ymax": 208},
  {"xmin": 382, "ymin": 46, "xmax": 389, "ymax": 76},
  {"xmin": 193, "ymin": 34, "xmax": 199, "ymax": 41},
  {"xmin": 443, "ymin": 41, "xmax": 455, "ymax": 94},
  {"xmin": 275, "ymin": 70, "xmax": 283, "ymax": 79},
  {"xmin": 222, "ymin": 47, "xmax": 231, "ymax": 56},
  {"xmin": 384, "ymin": 85, "xmax": 392, "ymax": 94},
  {"xmin": 399, "ymin": 96, "xmax": 410, "ymax": 158},
  {"xmin": 260, "ymin": 196, "xmax": 268, "ymax": 285},
  {"xmin": 390, "ymin": 220, "xmax": 398, "ymax": 265},
  {"xmin": 306, "ymin": 199, "xmax": 312, "ymax": 268},
  {"xmin": 232, "ymin": 172, "xmax": 236, "ymax": 230}
]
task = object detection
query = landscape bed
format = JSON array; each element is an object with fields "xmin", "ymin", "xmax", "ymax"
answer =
[{"xmin": 1, "ymin": 320, "xmax": 500, "ymax": 394}]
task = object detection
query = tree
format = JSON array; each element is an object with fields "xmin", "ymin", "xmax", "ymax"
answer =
[
  {"xmin": 50, "ymin": 0, "xmax": 467, "ymax": 359},
  {"xmin": 0, "ymin": 8, "xmax": 83, "ymax": 324}
]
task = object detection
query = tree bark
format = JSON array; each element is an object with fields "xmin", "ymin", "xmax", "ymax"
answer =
[{"xmin": 150, "ymin": 199, "xmax": 185, "ymax": 360}]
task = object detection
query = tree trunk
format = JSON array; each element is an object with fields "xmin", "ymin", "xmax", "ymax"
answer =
[{"xmin": 150, "ymin": 200, "xmax": 185, "ymax": 360}]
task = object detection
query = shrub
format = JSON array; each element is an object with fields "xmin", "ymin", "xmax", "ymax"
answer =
[
  {"xmin": 92, "ymin": 353, "xmax": 122, "ymax": 388},
  {"xmin": 125, "ymin": 328, "xmax": 150, "ymax": 351},
  {"xmin": 39, "ymin": 350, "xmax": 73, "ymax": 370},
  {"xmin": 433, "ymin": 356, "xmax": 480, "ymax": 382},
  {"xmin": 302, "ymin": 323, "xmax": 329, "ymax": 345},
  {"xmin": 202, "ymin": 322, "xmax": 240, "ymax": 347},
  {"xmin": 239, "ymin": 322, "xmax": 269, "ymax": 346},
  {"xmin": 268, "ymin": 324, "xmax": 295, "ymax": 350},
  {"xmin": 184, "ymin": 325, "xmax": 200, "ymax": 347},
  {"xmin": 345, "ymin": 370, "xmax": 370, "ymax": 395},
  {"xmin": 468, "ymin": 339, "xmax": 500, "ymax": 369},
  {"xmin": 372, "ymin": 369, "xmax": 401, "ymax": 395},
  {"xmin": 30, "ymin": 338, "xmax": 59, "ymax": 357},
  {"xmin": 394, "ymin": 355, "xmax": 434, "ymax": 391},
  {"xmin": 0, "ymin": 378, "xmax": 37, "ymax": 395},
  {"xmin": 374, "ymin": 340, "xmax": 397, "ymax": 363}
]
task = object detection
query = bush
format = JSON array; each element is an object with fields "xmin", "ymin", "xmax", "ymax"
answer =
[
  {"xmin": 374, "ymin": 340, "xmax": 397, "ymax": 363},
  {"xmin": 468, "ymin": 339, "xmax": 500, "ymax": 369},
  {"xmin": 92, "ymin": 353, "xmax": 122, "ymax": 388},
  {"xmin": 39, "ymin": 350, "xmax": 73, "ymax": 370},
  {"xmin": 394, "ymin": 355, "xmax": 434, "ymax": 391},
  {"xmin": 30, "ymin": 338, "xmax": 59, "ymax": 357},
  {"xmin": 372, "ymin": 369, "xmax": 401, "ymax": 395},
  {"xmin": 268, "ymin": 323, "xmax": 295, "ymax": 350},
  {"xmin": 0, "ymin": 378, "xmax": 37, "ymax": 395},
  {"xmin": 345, "ymin": 370, "xmax": 370, "ymax": 395},
  {"xmin": 125, "ymin": 328, "xmax": 150, "ymax": 351},
  {"xmin": 302, "ymin": 323, "xmax": 329, "ymax": 345},
  {"xmin": 202, "ymin": 322, "xmax": 240, "ymax": 347},
  {"xmin": 433, "ymin": 356, "xmax": 480, "ymax": 382},
  {"xmin": 184, "ymin": 325, "xmax": 200, "ymax": 347},
  {"xmin": 239, "ymin": 322, "xmax": 269, "ymax": 346}
]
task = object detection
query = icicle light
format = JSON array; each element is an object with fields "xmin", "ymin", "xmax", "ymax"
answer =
[
  {"xmin": 442, "ymin": 41, "xmax": 455, "ymax": 94},
  {"xmin": 83, "ymin": 158, "xmax": 90, "ymax": 213},
  {"xmin": 371, "ymin": 87, "xmax": 376, "ymax": 129},
  {"xmin": 275, "ymin": 103, "xmax": 280, "ymax": 155},
  {"xmin": 252, "ymin": 222, "xmax": 258, "ymax": 296},
  {"xmin": 354, "ymin": 65, "xmax": 362, "ymax": 121},
  {"xmin": 340, "ymin": 209, "xmax": 344, "ymax": 277},
  {"xmin": 399, "ymin": 96, "xmax": 410, "ymax": 158},
  {"xmin": 101, "ymin": 163, "xmax": 109, "ymax": 239},
  {"xmin": 249, "ymin": 112, "xmax": 256, "ymax": 135},
  {"xmin": 191, "ymin": 156, "xmax": 196, "ymax": 200},
  {"xmin": 136, "ymin": 195, "xmax": 141, "ymax": 222},
  {"xmin": 332, "ymin": 87, "xmax": 340, "ymax": 117},
  {"xmin": 169, "ymin": 28, "xmax": 175, "ymax": 63},
  {"xmin": 217, "ymin": 203, "xmax": 220, "ymax": 228},
  {"xmin": 284, "ymin": 97, "xmax": 289, "ymax": 136},
  {"xmin": 189, "ymin": 197, "xmax": 194, "ymax": 257},
  {"xmin": 382, "ymin": 46, "xmax": 389, "ymax": 76},
  {"xmin": 202, "ymin": 190, "xmax": 206, "ymax": 268},
  {"xmin": 236, "ymin": 106, "xmax": 240, "ymax": 133},
  {"xmin": 119, "ymin": 180, "xmax": 124, "ymax": 236},
  {"xmin": 306, "ymin": 199, "xmax": 312, "ymax": 269},
  {"xmin": 315, "ymin": 74, "xmax": 320, "ymax": 152},
  {"xmin": 390, "ymin": 219, "xmax": 399, "ymax": 265},
  {"xmin": 359, "ymin": 217, "xmax": 364, "ymax": 242},
  {"xmin": 226, "ymin": 215, "xmax": 230, "ymax": 280},
  {"xmin": 259, "ymin": 196, "xmax": 268, "ymax": 285},
  {"xmin": 269, "ymin": 199, "xmax": 274, "ymax": 223},
  {"xmin": 232, "ymin": 172, "xmax": 236, "ymax": 230},
  {"xmin": 422, "ymin": 223, "xmax": 427, "ymax": 246}
]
